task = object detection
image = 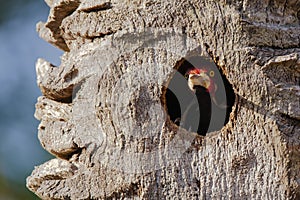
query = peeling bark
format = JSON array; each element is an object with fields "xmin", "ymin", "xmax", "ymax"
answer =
[{"xmin": 27, "ymin": 0, "xmax": 300, "ymax": 199}]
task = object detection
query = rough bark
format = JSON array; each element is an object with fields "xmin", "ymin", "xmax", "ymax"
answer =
[{"xmin": 27, "ymin": 0, "xmax": 300, "ymax": 199}]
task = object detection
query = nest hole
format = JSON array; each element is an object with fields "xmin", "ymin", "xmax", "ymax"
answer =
[{"xmin": 165, "ymin": 56, "xmax": 235, "ymax": 136}]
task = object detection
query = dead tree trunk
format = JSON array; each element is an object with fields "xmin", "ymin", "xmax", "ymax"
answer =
[{"xmin": 27, "ymin": 0, "xmax": 299, "ymax": 199}]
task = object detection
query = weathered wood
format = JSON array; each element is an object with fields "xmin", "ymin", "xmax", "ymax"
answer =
[{"xmin": 27, "ymin": 0, "xmax": 300, "ymax": 199}]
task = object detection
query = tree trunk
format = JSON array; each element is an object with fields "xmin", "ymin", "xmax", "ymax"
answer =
[{"xmin": 27, "ymin": 0, "xmax": 300, "ymax": 199}]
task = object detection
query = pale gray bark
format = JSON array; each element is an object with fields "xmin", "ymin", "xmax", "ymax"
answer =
[{"xmin": 27, "ymin": 0, "xmax": 299, "ymax": 199}]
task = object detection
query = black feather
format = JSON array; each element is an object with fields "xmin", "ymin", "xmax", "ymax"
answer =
[
  {"xmin": 180, "ymin": 86, "xmax": 211, "ymax": 136},
  {"xmin": 165, "ymin": 56, "xmax": 235, "ymax": 136}
]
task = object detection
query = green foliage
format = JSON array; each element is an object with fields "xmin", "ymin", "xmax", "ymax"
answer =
[{"xmin": 0, "ymin": 174, "xmax": 39, "ymax": 200}]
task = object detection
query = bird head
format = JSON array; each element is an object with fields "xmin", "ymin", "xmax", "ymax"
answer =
[{"xmin": 185, "ymin": 68, "xmax": 216, "ymax": 95}]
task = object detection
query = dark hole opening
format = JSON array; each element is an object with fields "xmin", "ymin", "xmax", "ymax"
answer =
[{"xmin": 165, "ymin": 56, "xmax": 235, "ymax": 136}]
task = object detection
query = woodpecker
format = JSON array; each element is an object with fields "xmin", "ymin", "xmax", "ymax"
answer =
[
  {"xmin": 165, "ymin": 57, "xmax": 235, "ymax": 136},
  {"xmin": 186, "ymin": 68, "xmax": 216, "ymax": 94},
  {"xmin": 178, "ymin": 68, "xmax": 216, "ymax": 135}
]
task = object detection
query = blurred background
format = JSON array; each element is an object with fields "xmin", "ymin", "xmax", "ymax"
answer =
[{"xmin": 0, "ymin": 0, "xmax": 63, "ymax": 199}]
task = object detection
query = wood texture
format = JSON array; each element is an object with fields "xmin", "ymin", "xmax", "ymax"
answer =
[{"xmin": 27, "ymin": 0, "xmax": 300, "ymax": 199}]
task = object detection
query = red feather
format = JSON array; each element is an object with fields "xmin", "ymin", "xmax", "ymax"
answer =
[
  {"xmin": 188, "ymin": 67, "xmax": 216, "ymax": 96},
  {"xmin": 188, "ymin": 68, "xmax": 206, "ymax": 75}
]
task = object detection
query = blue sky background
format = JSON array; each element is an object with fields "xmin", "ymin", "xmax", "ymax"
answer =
[{"xmin": 0, "ymin": 0, "xmax": 63, "ymax": 198}]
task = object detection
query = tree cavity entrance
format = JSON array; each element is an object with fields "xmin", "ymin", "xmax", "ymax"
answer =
[{"xmin": 165, "ymin": 56, "xmax": 235, "ymax": 136}]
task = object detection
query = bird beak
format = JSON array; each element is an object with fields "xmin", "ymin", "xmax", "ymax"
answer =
[{"xmin": 188, "ymin": 73, "xmax": 211, "ymax": 90}]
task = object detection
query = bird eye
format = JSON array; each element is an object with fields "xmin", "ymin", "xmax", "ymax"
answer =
[
  {"xmin": 184, "ymin": 73, "xmax": 189, "ymax": 79},
  {"xmin": 209, "ymin": 71, "xmax": 215, "ymax": 77}
]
